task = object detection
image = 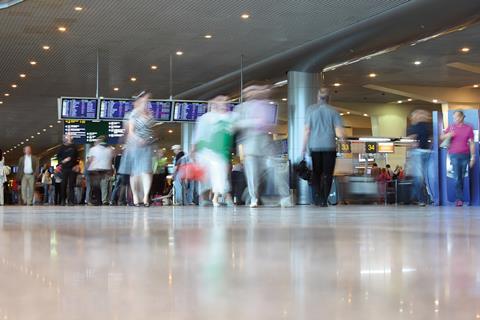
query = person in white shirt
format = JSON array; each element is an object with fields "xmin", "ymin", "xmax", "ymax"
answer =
[
  {"xmin": 86, "ymin": 136, "xmax": 114, "ymax": 205},
  {"xmin": 17, "ymin": 146, "xmax": 39, "ymax": 205}
]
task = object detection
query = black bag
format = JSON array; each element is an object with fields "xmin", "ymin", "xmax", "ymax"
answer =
[{"xmin": 294, "ymin": 159, "xmax": 312, "ymax": 181}]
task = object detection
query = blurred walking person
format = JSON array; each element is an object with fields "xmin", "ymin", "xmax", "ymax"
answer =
[
  {"xmin": 86, "ymin": 136, "xmax": 114, "ymax": 205},
  {"xmin": 17, "ymin": 146, "xmax": 40, "ymax": 206},
  {"xmin": 57, "ymin": 134, "xmax": 79, "ymax": 206},
  {"xmin": 41, "ymin": 165, "xmax": 53, "ymax": 205},
  {"xmin": 193, "ymin": 95, "xmax": 235, "ymax": 207},
  {"xmin": 0, "ymin": 150, "xmax": 8, "ymax": 206},
  {"xmin": 171, "ymin": 145, "xmax": 194, "ymax": 205},
  {"xmin": 118, "ymin": 91, "xmax": 155, "ymax": 207},
  {"xmin": 441, "ymin": 110, "xmax": 475, "ymax": 207},
  {"xmin": 302, "ymin": 88, "xmax": 344, "ymax": 207},
  {"xmin": 407, "ymin": 109, "xmax": 432, "ymax": 206},
  {"xmin": 236, "ymin": 85, "xmax": 292, "ymax": 208}
]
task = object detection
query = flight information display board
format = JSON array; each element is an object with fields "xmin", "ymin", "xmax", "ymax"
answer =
[
  {"xmin": 172, "ymin": 101, "xmax": 209, "ymax": 121},
  {"xmin": 100, "ymin": 99, "xmax": 172, "ymax": 121},
  {"xmin": 60, "ymin": 98, "xmax": 98, "ymax": 120},
  {"xmin": 64, "ymin": 121, "xmax": 125, "ymax": 144}
]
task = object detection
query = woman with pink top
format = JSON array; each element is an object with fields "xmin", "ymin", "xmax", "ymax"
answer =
[{"xmin": 441, "ymin": 111, "xmax": 476, "ymax": 206}]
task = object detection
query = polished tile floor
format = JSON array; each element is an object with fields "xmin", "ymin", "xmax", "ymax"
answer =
[{"xmin": 0, "ymin": 205, "xmax": 479, "ymax": 319}]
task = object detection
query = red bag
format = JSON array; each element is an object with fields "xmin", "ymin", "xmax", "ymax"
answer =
[{"xmin": 177, "ymin": 163, "xmax": 205, "ymax": 181}]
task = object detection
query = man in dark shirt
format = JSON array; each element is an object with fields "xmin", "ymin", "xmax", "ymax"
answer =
[
  {"xmin": 407, "ymin": 109, "xmax": 433, "ymax": 206},
  {"xmin": 57, "ymin": 134, "xmax": 79, "ymax": 205}
]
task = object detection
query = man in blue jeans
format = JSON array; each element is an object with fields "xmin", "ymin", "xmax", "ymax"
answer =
[{"xmin": 441, "ymin": 110, "xmax": 475, "ymax": 207}]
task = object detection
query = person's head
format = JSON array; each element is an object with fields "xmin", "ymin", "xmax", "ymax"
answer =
[
  {"xmin": 171, "ymin": 144, "xmax": 182, "ymax": 155},
  {"xmin": 134, "ymin": 91, "xmax": 152, "ymax": 112},
  {"xmin": 24, "ymin": 145, "xmax": 32, "ymax": 155},
  {"xmin": 63, "ymin": 134, "xmax": 73, "ymax": 145},
  {"xmin": 95, "ymin": 135, "xmax": 106, "ymax": 146},
  {"xmin": 209, "ymin": 95, "xmax": 230, "ymax": 114},
  {"xmin": 386, "ymin": 164, "xmax": 391, "ymax": 169},
  {"xmin": 454, "ymin": 110, "xmax": 465, "ymax": 125},
  {"xmin": 242, "ymin": 84, "xmax": 272, "ymax": 101},
  {"xmin": 372, "ymin": 163, "xmax": 378, "ymax": 167},
  {"xmin": 318, "ymin": 88, "xmax": 330, "ymax": 103},
  {"xmin": 156, "ymin": 149, "xmax": 165, "ymax": 157}
]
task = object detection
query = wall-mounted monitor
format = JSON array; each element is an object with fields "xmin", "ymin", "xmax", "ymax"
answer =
[
  {"xmin": 100, "ymin": 99, "xmax": 173, "ymax": 121},
  {"xmin": 59, "ymin": 97, "xmax": 99, "ymax": 120},
  {"xmin": 172, "ymin": 101, "xmax": 209, "ymax": 121},
  {"xmin": 64, "ymin": 120, "xmax": 125, "ymax": 145}
]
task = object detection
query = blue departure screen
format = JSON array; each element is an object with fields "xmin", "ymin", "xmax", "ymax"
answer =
[
  {"xmin": 148, "ymin": 100, "xmax": 172, "ymax": 121},
  {"xmin": 61, "ymin": 98, "xmax": 98, "ymax": 120},
  {"xmin": 100, "ymin": 99, "xmax": 134, "ymax": 120},
  {"xmin": 173, "ymin": 102, "xmax": 209, "ymax": 121}
]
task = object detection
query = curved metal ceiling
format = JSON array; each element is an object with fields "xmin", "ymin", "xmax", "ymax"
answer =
[
  {"xmin": 176, "ymin": 0, "xmax": 480, "ymax": 100},
  {"xmin": 0, "ymin": 0, "xmax": 24, "ymax": 10}
]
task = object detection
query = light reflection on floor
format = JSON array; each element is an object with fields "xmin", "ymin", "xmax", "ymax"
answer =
[{"xmin": 0, "ymin": 205, "xmax": 479, "ymax": 319}]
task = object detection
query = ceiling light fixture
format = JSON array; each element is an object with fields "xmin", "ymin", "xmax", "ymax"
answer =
[
  {"xmin": 474, "ymin": 84, "xmax": 479, "ymax": 88},
  {"xmin": 241, "ymin": 13, "xmax": 250, "ymax": 19},
  {"xmin": 150, "ymin": 65, "xmax": 158, "ymax": 70},
  {"xmin": 49, "ymin": 125, "xmax": 53, "ymax": 128},
  {"xmin": 20, "ymin": 74, "xmax": 26, "ymax": 78},
  {"xmin": 282, "ymin": 98, "xmax": 287, "ymax": 101},
  {"xmin": 43, "ymin": 129, "xmax": 46, "ymax": 132},
  {"xmin": 0, "ymin": 101, "xmax": 3, "ymax": 105},
  {"xmin": 37, "ymin": 132, "xmax": 41, "ymax": 135},
  {"xmin": 74, "ymin": 6, "xmax": 83, "ymax": 11},
  {"xmin": 176, "ymin": 51, "xmax": 184, "ymax": 56},
  {"xmin": 30, "ymin": 61, "xmax": 37, "ymax": 65},
  {"xmin": 397, "ymin": 100, "xmax": 403, "ymax": 103},
  {"xmin": 274, "ymin": 80, "xmax": 288, "ymax": 87},
  {"xmin": 204, "ymin": 34, "xmax": 213, "ymax": 39},
  {"xmin": 340, "ymin": 113, "xmax": 345, "ymax": 116},
  {"xmin": 113, "ymin": 87, "xmax": 119, "ymax": 91},
  {"xmin": 363, "ymin": 113, "xmax": 369, "ymax": 117},
  {"xmin": 42, "ymin": 45, "xmax": 50, "ymax": 50},
  {"xmin": 407, "ymin": 98, "xmax": 413, "ymax": 102},
  {"xmin": 333, "ymin": 83, "xmax": 341, "ymax": 87},
  {"xmin": 414, "ymin": 61, "xmax": 422, "ymax": 65},
  {"xmin": 30, "ymin": 136, "xmax": 34, "ymax": 138},
  {"xmin": 4, "ymin": 93, "xmax": 10, "ymax": 97},
  {"xmin": 58, "ymin": 26, "xmax": 67, "ymax": 32},
  {"xmin": 347, "ymin": 112, "xmax": 350, "ymax": 115},
  {"xmin": 130, "ymin": 77, "xmax": 137, "ymax": 82},
  {"xmin": 11, "ymin": 84, "xmax": 17, "ymax": 88},
  {"xmin": 432, "ymin": 99, "xmax": 439, "ymax": 103},
  {"xmin": 461, "ymin": 47, "xmax": 470, "ymax": 53},
  {"xmin": 168, "ymin": 130, "xmax": 173, "ymax": 133},
  {"xmin": 368, "ymin": 73, "xmax": 377, "ymax": 78}
]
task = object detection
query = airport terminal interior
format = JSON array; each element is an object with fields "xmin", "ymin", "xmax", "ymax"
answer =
[{"xmin": 2, "ymin": 0, "xmax": 480, "ymax": 319}]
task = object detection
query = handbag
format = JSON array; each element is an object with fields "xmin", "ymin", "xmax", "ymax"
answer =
[
  {"xmin": 177, "ymin": 163, "xmax": 206, "ymax": 181},
  {"xmin": 294, "ymin": 159, "xmax": 312, "ymax": 181}
]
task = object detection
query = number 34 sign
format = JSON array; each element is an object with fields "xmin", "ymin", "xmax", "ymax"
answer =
[{"xmin": 365, "ymin": 142, "xmax": 377, "ymax": 154}]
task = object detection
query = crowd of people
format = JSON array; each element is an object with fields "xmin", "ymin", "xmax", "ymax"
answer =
[{"xmin": 0, "ymin": 87, "xmax": 474, "ymax": 208}]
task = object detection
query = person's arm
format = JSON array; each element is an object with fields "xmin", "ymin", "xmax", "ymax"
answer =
[
  {"xmin": 469, "ymin": 129, "xmax": 476, "ymax": 167},
  {"xmin": 301, "ymin": 126, "xmax": 311, "ymax": 157},
  {"xmin": 334, "ymin": 112, "xmax": 345, "ymax": 140},
  {"xmin": 440, "ymin": 126, "xmax": 454, "ymax": 141}
]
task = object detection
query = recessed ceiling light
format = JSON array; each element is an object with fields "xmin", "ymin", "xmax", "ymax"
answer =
[
  {"xmin": 204, "ymin": 34, "xmax": 213, "ymax": 39},
  {"xmin": 407, "ymin": 98, "xmax": 413, "ymax": 102},
  {"xmin": 4, "ymin": 93, "xmax": 10, "ymax": 97},
  {"xmin": 11, "ymin": 84, "xmax": 17, "ymax": 88},
  {"xmin": 37, "ymin": 132, "xmax": 41, "ymax": 135},
  {"xmin": 113, "ymin": 87, "xmax": 119, "ymax": 91},
  {"xmin": 340, "ymin": 113, "xmax": 345, "ymax": 116},
  {"xmin": 19, "ymin": 74, "xmax": 26, "ymax": 78},
  {"xmin": 42, "ymin": 45, "xmax": 50, "ymax": 50},
  {"xmin": 241, "ymin": 13, "xmax": 250, "ymax": 19},
  {"xmin": 397, "ymin": 100, "xmax": 403, "ymax": 103},
  {"xmin": 333, "ymin": 83, "xmax": 341, "ymax": 87},
  {"xmin": 432, "ymin": 99, "xmax": 438, "ymax": 103},
  {"xmin": 368, "ymin": 73, "xmax": 377, "ymax": 78},
  {"xmin": 168, "ymin": 130, "xmax": 173, "ymax": 133},
  {"xmin": 30, "ymin": 136, "xmax": 34, "ymax": 138},
  {"xmin": 30, "ymin": 61, "xmax": 37, "ymax": 65},
  {"xmin": 26, "ymin": 139, "xmax": 29, "ymax": 142},
  {"xmin": 130, "ymin": 77, "xmax": 137, "ymax": 82},
  {"xmin": 473, "ymin": 84, "xmax": 479, "ymax": 88},
  {"xmin": 57, "ymin": 120, "xmax": 61, "ymax": 124},
  {"xmin": 150, "ymin": 65, "xmax": 158, "ymax": 70},
  {"xmin": 0, "ymin": 101, "xmax": 3, "ymax": 105},
  {"xmin": 43, "ymin": 128, "xmax": 47, "ymax": 132},
  {"xmin": 49, "ymin": 125, "xmax": 53, "ymax": 128},
  {"xmin": 347, "ymin": 112, "xmax": 350, "ymax": 115},
  {"xmin": 461, "ymin": 47, "xmax": 470, "ymax": 53},
  {"xmin": 413, "ymin": 61, "xmax": 422, "ymax": 66},
  {"xmin": 176, "ymin": 51, "xmax": 184, "ymax": 56},
  {"xmin": 282, "ymin": 98, "xmax": 287, "ymax": 101},
  {"xmin": 74, "ymin": 6, "xmax": 83, "ymax": 11},
  {"xmin": 20, "ymin": 142, "xmax": 24, "ymax": 145},
  {"xmin": 58, "ymin": 26, "xmax": 67, "ymax": 32},
  {"xmin": 363, "ymin": 113, "xmax": 369, "ymax": 117}
]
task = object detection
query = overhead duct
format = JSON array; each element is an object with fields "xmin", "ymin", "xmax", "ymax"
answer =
[
  {"xmin": 0, "ymin": 0, "xmax": 25, "ymax": 9},
  {"xmin": 175, "ymin": 0, "xmax": 480, "ymax": 100}
]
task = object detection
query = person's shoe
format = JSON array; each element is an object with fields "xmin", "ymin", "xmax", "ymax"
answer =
[
  {"xmin": 199, "ymin": 200, "xmax": 212, "ymax": 207},
  {"xmin": 249, "ymin": 201, "xmax": 258, "ymax": 208},
  {"xmin": 212, "ymin": 201, "xmax": 220, "ymax": 207},
  {"xmin": 280, "ymin": 197, "xmax": 293, "ymax": 208},
  {"xmin": 144, "ymin": 203, "xmax": 150, "ymax": 208},
  {"xmin": 225, "ymin": 199, "xmax": 235, "ymax": 207},
  {"xmin": 320, "ymin": 202, "xmax": 328, "ymax": 208},
  {"xmin": 455, "ymin": 200, "xmax": 464, "ymax": 207},
  {"xmin": 418, "ymin": 202, "xmax": 426, "ymax": 207}
]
